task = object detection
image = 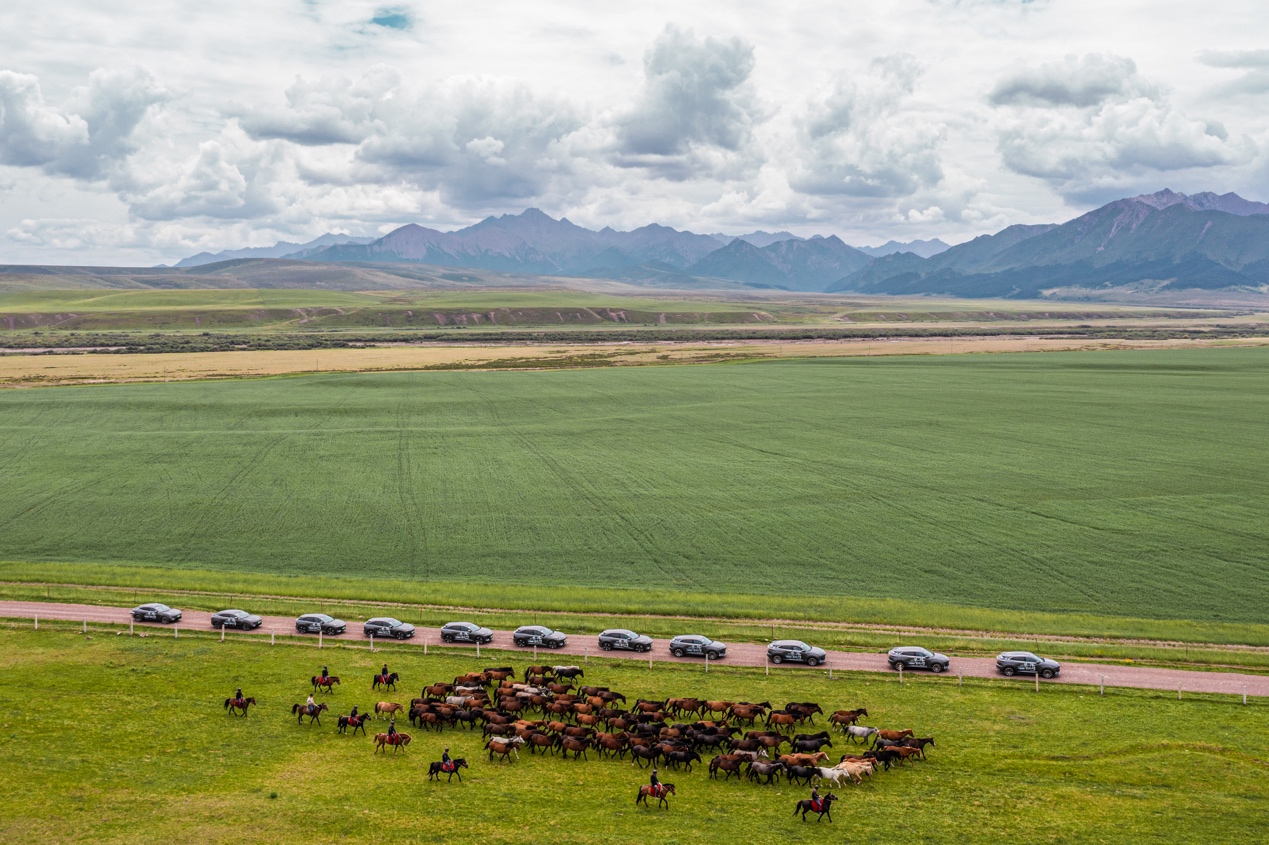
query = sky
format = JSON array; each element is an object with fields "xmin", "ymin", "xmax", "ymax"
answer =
[{"xmin": 1, "ymin": 0, "xmax": 1267, "ymax": 265}]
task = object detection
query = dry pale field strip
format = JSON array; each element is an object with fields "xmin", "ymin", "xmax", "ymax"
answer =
[{"xmin": 3, "ymin": 335, "xmax": 1269, "ymax": 386}]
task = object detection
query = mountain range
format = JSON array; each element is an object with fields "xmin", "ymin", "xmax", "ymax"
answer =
[{"xmin": 170, "ymin": 189, "xmax": 1269, "ymax": 297}]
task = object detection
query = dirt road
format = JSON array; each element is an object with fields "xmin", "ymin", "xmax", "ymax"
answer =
[{"xmin": 6, "ymin": 600, "xmax": 1266, "ymax": 697}]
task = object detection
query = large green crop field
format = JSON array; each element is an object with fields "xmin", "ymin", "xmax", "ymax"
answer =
[
  {"xmin": 1, "ymin": 348, "xmax": 1268, "ymax": 627},
  {"xmin": 0, "ymin": 626, "xmax": 1264, "ymax": 844}
]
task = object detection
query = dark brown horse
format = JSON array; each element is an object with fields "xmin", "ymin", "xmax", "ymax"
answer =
[
  {"xmin": 372, "ymin": 672, "xmax": 400, "ymax": 691},
  {"xmin": 794, "ymin": 792, "xmax": 838, "ymax": 822},
  {"xmin": 292, "ymin": 702, "xmax": 328, "ymax": 725},
  {"xmin": 829, "ymin": 708, "xmax": 868, "ymax": 729},
  {"xmin": 311, "ymin": 675, "xmax": 341, "ymax": 694},
  {"xmin": 338, "ymin": 713, "xmax": 371, "ymax": 735},
  {"xmin": 636, "ymin": 782, "xmax": 675, "ymax": 809},
  {"xmin": 223, "ymin": 696, "xmax": 255, "ymax": 716},
  {"xmin": 427, "ymin": 757, "xmax": 468, "ymax": 781}
]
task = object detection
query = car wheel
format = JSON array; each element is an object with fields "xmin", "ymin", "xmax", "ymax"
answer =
[
  {"xmin": 637, "ymin": 644, "xmax": 648, "ymax": 653},
  {"xmin": 1041, "ymin": 669, "xmax": 1055, "ymax": 679},
  {"xmin": 396, "ymin": 632, "xmax": 406, "ymax": 640},
  {"xmin": 891, "ymin": 661, "xmax": 903, "ymax": 671},
  {"xmin": 807, "ymin": 657, "xmax": 820, "ymax": 667},
  {"xmin": 672, "ymin": 648, "xmax": 685, "ymax": 658},
  {"xmin": 442, "ymin": 635, "xmax": 453, "ymax": 643},
  {"xmin": 1003, "ymin": 666, "xmax": 1016, "ymax": 676},
  {"xmin": 551, "ymin": 641, "xmax": 563, "ymax": 649},
  {"xmin": 931, "ymin": 663, "xmax": 945, "ymax": 674},
  {"xmin": 601, "ymin": 642, "xmax": 612, "ymax": 651},
  {"xmin": 771, "ymin": 655, "xmax": 783, "ymax": 664}
]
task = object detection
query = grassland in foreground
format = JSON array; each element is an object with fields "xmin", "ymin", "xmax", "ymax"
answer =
[{"xmin": 0, "ymin": 624, "xmax": 1264, "ymax": 844}]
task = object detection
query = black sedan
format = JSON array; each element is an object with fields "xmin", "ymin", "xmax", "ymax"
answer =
[
  {"xmin": 767, "ymin": 640, "xmax": 827, "ymax": 666},
  {"xmin": 513, "ymin": 625, "xmax": 567, "ymax": 648},
  {"xmin": 364, "ymin": 617, "xmax": 415, "ymax": 639},
  {"xmin": 441, "ymin": 621, "xmax": 494, "ymax": 644},
  {"xmin": 887, "ymin": 646, "xmax": 950, "ymax": 673},
  {"xmin": 295, "ymin": 613, "xmax": 346, "ymax": 635},
  {"xmin": 996, "ymin": 651, "xmax": 1061, "ymax": 678},
  {"xmin": 598, "ymin": 628, "xmax": 653, "ymax": 652},
  {"xmin": 210, "ymin": 609, "xmax": 262, "ymax": 630},
  {"xmin": 131, "ymin": 603, "xmax": 182, "ymax": 623},
  {"xmin": 669, "ymin": 634, "xmax": 727, "ymax": 659}
]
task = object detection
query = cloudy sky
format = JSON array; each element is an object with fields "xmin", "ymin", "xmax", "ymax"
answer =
[{"xmin": 2, "ymin": 0, "xmax": 1267, "ymax": 265}]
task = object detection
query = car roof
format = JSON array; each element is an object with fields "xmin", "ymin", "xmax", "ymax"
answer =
[
  {"xmin": 220, "ymin": 609, "xmax": 246, "ymax": 615},
  {"xmin": 370, "ymin": 617, "xmax": 403, "ymax": 625},
  {"xmin": 773, "ymin": 640, "xmax": 809, "ymax": 647},
  {"xmin": 603, "ymin": 628, "xmax": 636, "ymax": 635}
]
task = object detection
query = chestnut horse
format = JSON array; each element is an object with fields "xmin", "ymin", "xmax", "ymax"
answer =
[
  {"xmin": 223, "ymin": 696, "xmax": 255, "ymax": 716},
  {"xmin": 311, "ymin": 675, "xmax": 341, "ymax": 694},
  {"xmin": 636, "ymin": 782, "xmax": 675, "ymax": 809},
  {"xmin": 375, "ymin": 701, "xmax": 404, "ymax": 719},
  {"xmin": 292, "ymin": 702, "xmax": 328, "ymax": 725},
  {"xmin": 374, "ymin": 731, "xmax": 412, "ymax": 753}
]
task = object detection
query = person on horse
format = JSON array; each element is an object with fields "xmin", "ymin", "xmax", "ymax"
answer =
[
  {"xmin": 650, "ymin": 768, "xmax": 662, "ymax": 797},
  {"xmin": 349, "ymin": 704, "xmax": 359, "ymax": 720},
  {"xmin": 306, "ymin": 693, "xmax": 316, "ymax": 712},
  {"xmin": 380, "ymin": 663, "xmax": 389, "ymax": 681},
  {"xmin": 388, "ymin": 717, "xmax": 397, "ymax": 740},
  {"xmin": 235, "ymin": 687, "xmax": 244, "ymax": 704},
  {"xmin": 442, "ymin": 747, "xmax": 454, "ymax": 772},
  {"xmin": 320, "ymin": 665, "xmax": 329, "ymax": 682},
  {"xmin": 809, "ymin": 787, "xmax": 822, "ymax": 813}
]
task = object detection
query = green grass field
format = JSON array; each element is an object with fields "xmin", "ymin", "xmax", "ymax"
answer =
[
  {"xmin": 0, "ymin": 625, "xmax": 1264, "ymax": 844},
  {"xmin": 1, "ymin": 348, "xmax": 1268, "ymax": 629}
]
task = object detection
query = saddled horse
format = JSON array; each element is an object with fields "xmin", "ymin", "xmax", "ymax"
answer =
[
  {"xmin": 373, "ymin": 672, "xmax": 401, "ymax": 692},
  {"xmin": 793, "ymin": 793, "xmax": 838, "ymax": 822},
  {"xmin": 292, "ymin": 702, "xmax": 328, "ymax": 725},
  {"xmin": 427, "ymin": 757, "xmax": 468, "ymax": 782},
  {"xmin": 636, "ymin": 782, "xmax": 675, "ymax": 809},
  {"xmin": 374, "ymin": 731, "xmax": 412, "ymax": 753},
  {"xmin": 311, "ymin": 675, "xmax": 341, "ymax": 694},
  {"xmin": 338, "ymin": 713, "xmax": 371, "ymax": 735},
  {"xmin": 223, "ymin": 696, "xmax": 255, "ymax": 716}
]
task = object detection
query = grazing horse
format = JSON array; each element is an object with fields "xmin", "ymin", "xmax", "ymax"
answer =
[
  {"xmin": 374, "ymin": 731, "xmax": 412, "ymax": 753},
  {"xmin": 292, "ymin": 702, "xmax": 328, "ymax": 725},
  {"xmin": 375, "ymin": 701, "xmax": 403, "ymax": 719},
  {"xmin": 428, "ymin": 757, "xmax": 468, "ymax": 782},
  {"xmin": 373, "ymin": 672, "xmax": 400, "ymax": 692},
  {"xmin": 794, "ymin": 792, "xmax": 838, "ymax": 822},
  {"xmin": 486, "ymin": 736, "xmax": 525, "ymax": 762},
  {"xmin": 338, "ymin": 713, "xmax": 371, "ymax": 735},
  {"xmin": 636, "ymin": 782, "xmax": 675, "ymax": 810},
  {"xmin": 311, "ymin": 675, "xmax": 341, "ymax": 694},
  {"xmin": 223, "ymin": 696, "xmax": 255, "ymax": 716}
]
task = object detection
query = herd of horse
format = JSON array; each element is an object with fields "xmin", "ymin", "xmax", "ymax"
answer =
[{"xmin": 231, "ymin": 662, "xmax": 936, "ymax": 820}]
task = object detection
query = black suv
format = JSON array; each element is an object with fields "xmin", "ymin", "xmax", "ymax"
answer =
[
  {"xmin": 996, "ymin": 651, "xmax": 1061, "ymax": 678},
  {"xmin": 441, "ymin": 621, "xmax": 494, "ymax": 644},
  {"xmin": 210, "ymin": 609, "xmax": 262, "ymax": 630},
  {"xmin": 669, "ymin": 634, "xmax": 727, "ymax": 659},
  {"xmin": 364, "ymin": 617, "xmax": 415, "ymax": 639},
  {"xmin": 295, "ymin": 613, "xmax": 346, "ymax": 635},
  {"xmin": 767, "ymin": 640, "xmax": 827, "ymax": 666},
  {"xmin": 598, "ymin": 629, "xmax": 653, "ymax": 652},
  {"xmin": 887, "ymin": 646, "xmax": 950, "ymax": 673},
  {"xmin": 131, "ymin": 603, "xmax": 182, "ymax": 624},
  {"xmin": 513, "ymin": 625, "xmax": 567, "ymax": 648}
]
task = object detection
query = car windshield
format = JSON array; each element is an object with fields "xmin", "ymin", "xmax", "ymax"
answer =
[
  {"xmin": 314, "ymin": 614, "xmax": 332, "ymax": 622},
  {"xmin": 381, "ymin": 619, "xmax": 402, "ymax": 627},
  {"xmin": 152, "ymin": 604, "xmax": 170, "ymax": 611}
]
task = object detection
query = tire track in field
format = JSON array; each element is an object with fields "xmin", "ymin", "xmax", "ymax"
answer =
[
  {"xmin": 454, "ymin": 375, "xmax": 693, "ymax": 589},
  {"xmin": 394, "ymin": 386, "xmax": 427, "ymax": 581}
]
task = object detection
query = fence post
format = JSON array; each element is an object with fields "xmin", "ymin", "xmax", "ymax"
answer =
[
  {"xmin": 898, "ymin": 664, "xmax": 903, "ymax": 684},
  {"xmin": 584, "ymin": 646, "xmax": 588, "ymax": 663},
  {"xmin": 533, "ymin": 644, "xmax": 537, "ymax": 660},
  {"xmin": 766, "ymin": 662, "xmax": 769, "ymax": 676},
  {"xmin": 318, "ymin": 630, "xmax": 323, "ymax": 649},
  {"xmin": 33, "ymin": 615, "xmax": 37, "ymax": 630},
  {"xmin": 423, "ymin": 638, "xmax": 427, "ymax": 656},
  {"xmin": 477, "ymin": 642, "xmax": 481, "ymax": 659},
  {"xmin": 271, "ymin": 629, "xmax": 275, "ymax": 646},
  {"xmin": 1035, "ymin": 673, "xmax": 1039, "ymax": 693},
  {"xmin": 958, "ymin": 670, "xmax": 963, "ymax": 686},
  {"xmin": 174, "ymin": 625, "xmax": 178, "ymax": 639},
  {"xmin": 83, "ymin": 619, "xmax": 87, "ymax": 633},
  {"xmin": 1100, "ymin": 676, "xmax": 1104, "ymax": 695},
  {"xmin": 705, "ymin": 653, "xmax": 710, "ymax": 674},
  {"xmin": 221, "ymin": 626, "xmax": 225, "ymax": 643},
  {"xmin": 648, "ymin": 657, "xmax": 653, "ymax": 670},
  {"xmin": 130, "ymin": 618, "xmax": 134, "ymax": 636},
  {"xmin": 1244, "ymin": 686, "xmax": 1248, "ymax": 705},
  {"xmin": 369, "ymin": 633, "xmax": 374, "ymax": 653},
  {"xmin": 1178, "ymin": 686, "xmax": 1182, "ymax": 701}
]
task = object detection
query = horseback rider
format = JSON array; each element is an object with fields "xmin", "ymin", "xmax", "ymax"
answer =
[
  {"xmin": 306, "ymin": 693, "xmax": 315, "ymax": 712},
  {"xmin": 381, "ymin": 663, "xmax": 389, "ymax": 681},
  {"xmin": 235, "ymin": 687, "xmax": 244, "ymax": 704},
  {"xmin": 387, "ymin": 717, "xmax": 397, "ymax": 739},
  {"xmin": 810, "ymin": 787, "xmax": 822, "ymax": 812},
  {"xmin": 320, "ymin": 665, "xmax": 329, "ymax": 681},
  {"xmin": 349, "ymin": 704, "xmax": 359, "ymax": 720},
  {"xmin": 442, "ymin": 747, "xmax": 453, "ymax": 772},
  {"xmin": 650, "ymin": 768, "xmax": 662, "ymax": 796}
]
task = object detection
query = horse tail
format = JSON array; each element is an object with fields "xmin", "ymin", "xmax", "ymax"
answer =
[{"xmin": 224, "ymin": 699, "xmax": 231, "ymax": 709}]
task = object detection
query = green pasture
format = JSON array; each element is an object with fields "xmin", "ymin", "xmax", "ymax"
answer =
[
  {"xmin": 0, "ymin": 626, "xmax": 1264, "ymax": 844},
  {"xmin": 1, "ymin": 348, "xmax": 1268, "ymax": 628}
]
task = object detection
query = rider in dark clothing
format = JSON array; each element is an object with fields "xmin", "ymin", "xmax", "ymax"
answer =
[
  {"xmin": 650, "ymin": 769, "xmax": 661, "ymax": 794},
  {"xmin": 235, "ymin": 688, "xmax": 243, "ymax": 702},
  {"xmin": 810, "ymin": 787, "xmax": 821, "ymax": 809},
  {"xmin": 320, "ymin": 665, "xmax": 329, "ymax": 681},
  {"xmin": 388, "ymin": 718, "xmax": 397, "ymax": 737},
  {"xmin": 349, "ymin": 705, "xmax": 359, "ymax": 720},
  {"xmin": 381, "ymin": 664, "xmax": 389, "ymax": 679}
]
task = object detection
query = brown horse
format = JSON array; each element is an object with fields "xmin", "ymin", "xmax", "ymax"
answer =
[
  {"xmin": 428, "ymin": 757, "xmax": 468, "ymax": 781},
  {"xmin": 292, "ymin": 702, "xmax": 328, "ymax": 725},
  {"xmin": 486, "ymin": 736, "xmax": 525, "ymax": 762},
  {"xmin": 559, "ymin": 736, "xmax": 591, "ymax": 760},
  {"xmin": 829, "ymin": 708, "xmax": 868, "ymax": 729},
  {"xmin": 375, "ymin": 701, "xmax": 404, "ymax": 719},
  {"xmin": 374, "ymin": 731, "xmax": 412, "ymax": 753},
  {"xmin": 223, "ymin": 696, "xmax": 255, "ymax": 716},
  {"xmin": 636, "ymin": 783, "xmax": 675, "ymax": 809},
  {"xmin": 875, "ymin": 728, "xmax": 914, "ymax": 743},
  {"xmin": 708, "ymin": 754, "xmax": 748, "ymax": 780},
  {"xmin": 338, "ymin": 713, "xmax": 371, "ymax": 735},
  {"xmin": 794, "ymin": 792, "xmax": 838, "ymax": 822},
  {"xmin": 311, "ymin": 675, "xmax": 341, "ymax": 694},
  {"xmin": 372, "ymin": 672, "xmax": 400, "ymax": 691}
]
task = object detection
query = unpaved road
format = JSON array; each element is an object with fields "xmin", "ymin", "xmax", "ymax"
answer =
[{"xmin": 6, "ymin": 600, "xmax": 1267, "ymax": 697}]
